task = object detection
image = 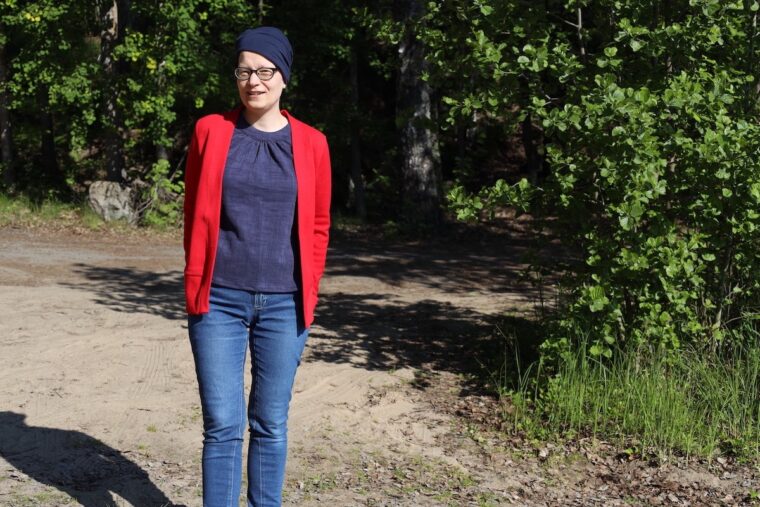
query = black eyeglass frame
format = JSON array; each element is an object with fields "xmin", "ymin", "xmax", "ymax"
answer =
[{"xmin": 234, "ymin": 66, "xmax": 279, "ymax": 81}]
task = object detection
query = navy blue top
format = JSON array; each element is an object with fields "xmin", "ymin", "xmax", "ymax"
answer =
[{"xmin": 211, "ymin": 114, "xmax": 299, "ymax": 292}]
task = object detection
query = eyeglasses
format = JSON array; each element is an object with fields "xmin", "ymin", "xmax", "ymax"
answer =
[{"xmin": 234, "ymin": 67, "xmax": 278, "ymax": 81}]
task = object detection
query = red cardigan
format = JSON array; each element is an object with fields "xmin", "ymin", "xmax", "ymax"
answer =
[{"xmin": 183, "ymin": 107, "xmax": 331, "ymax": 327}]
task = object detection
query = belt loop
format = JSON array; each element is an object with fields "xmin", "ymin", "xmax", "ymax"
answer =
[{"xmin": 253, "ymin": 292, "xmax": 265, "ymax": 310}]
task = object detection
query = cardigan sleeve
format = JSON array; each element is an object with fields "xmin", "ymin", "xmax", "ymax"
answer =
[
  {"xmin": 183, "ymin": 122, "xmax": 203, "ymax": 270},
  {"xmin": 311, "ymin": 134, "xmax": 332, "ymax": 294}
]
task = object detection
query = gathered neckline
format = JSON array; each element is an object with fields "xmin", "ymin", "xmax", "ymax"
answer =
[{"xmin": 235, "ymin": 115, "xmax": 291, "ymax": 142}]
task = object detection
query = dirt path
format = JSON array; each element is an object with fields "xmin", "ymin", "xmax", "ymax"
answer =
[{"xmin": 0, "ymin": 226, "xmax": 757, "ymax": 506}]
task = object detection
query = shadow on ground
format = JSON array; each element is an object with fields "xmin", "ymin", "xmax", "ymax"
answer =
[
  {"xmin": 61, "ymin": 265, "xmax": 186, "ymax": 321},
  {"xmin": 60, "ymin": 232, "xmax": 550, "ymax": 389},
  {"xmin": 0, "ymin": 411, "xmax": 181, "ymax": 506},
  {"xmin": 308, "ymin": 292, "xmax": 544, "ymax": 394}
]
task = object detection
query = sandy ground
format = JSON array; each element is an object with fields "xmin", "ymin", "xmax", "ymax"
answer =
[
  {"xmin": 0, "ymin": 226, "xmax": 757, "ymax": 507},
  {"xmin": 0, "ymin": 225, "xmax": 533, "ymax": 506}
]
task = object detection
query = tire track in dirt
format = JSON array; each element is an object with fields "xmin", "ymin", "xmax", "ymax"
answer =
[{"xmin": 128, "ymin": 340, "xmax": 169, "ymax": 397}]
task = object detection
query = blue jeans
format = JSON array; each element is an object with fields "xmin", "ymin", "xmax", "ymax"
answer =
[{"xmin": 188, "ymin": 285, "xmax": 309, "ymax": 507}]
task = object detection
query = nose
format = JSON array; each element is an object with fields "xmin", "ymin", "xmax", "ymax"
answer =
[{"xmin": 246, "ymin": 72, "xmax": 263, "ymax": 85}]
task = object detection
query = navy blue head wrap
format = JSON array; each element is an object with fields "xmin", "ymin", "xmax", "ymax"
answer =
[{"xmin": 235, "ymin": 27, "xmax": 293, "ymax": 83}]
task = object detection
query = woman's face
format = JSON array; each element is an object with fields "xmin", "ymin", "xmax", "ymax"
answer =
[{"xmin": 236, "ymin": 51, "xmax": 286, "ymax": 117}]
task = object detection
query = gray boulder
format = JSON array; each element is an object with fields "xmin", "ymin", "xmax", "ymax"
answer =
[{"xmin": 88, "ymin": 180, "xmax": 136, "ymax": 223}]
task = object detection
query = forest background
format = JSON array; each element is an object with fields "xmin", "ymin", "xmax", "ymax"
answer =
[{"xmin": 0, "ymin": 0, "xmax": 758, "ymax": 463}]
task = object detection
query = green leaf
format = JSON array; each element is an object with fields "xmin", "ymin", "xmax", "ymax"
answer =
[
  {"xmin": 479, "ymin": 4, "xmax": 493, "ymax": 16},
  {"xmin": 635, "ymin": 87, "xmax": 650, "ymax": 102}
]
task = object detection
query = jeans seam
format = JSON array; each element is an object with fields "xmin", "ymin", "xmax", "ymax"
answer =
[
  {"xmin": 252, "ymin": 332, "xmax": 262, "ymax": 506},
  {"xmin": 228, "ymin": 344, "xmax": 243, "ymax": 507}
]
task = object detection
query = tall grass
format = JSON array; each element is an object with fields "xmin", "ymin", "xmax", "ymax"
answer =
[{"xmin": 495, "ymin": 326, "xmax": 760, "ymax": 461}]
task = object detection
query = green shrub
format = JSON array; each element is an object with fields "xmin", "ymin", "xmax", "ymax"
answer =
[
  {"xmin": 138, "ymin": 158, "xmax": 184, "ymax": 228},
  {"xmin": 447, "ymin": 1, "xmax": 760, "ymax": 356}
]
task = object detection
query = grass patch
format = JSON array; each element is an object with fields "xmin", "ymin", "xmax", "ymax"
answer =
[
  {"xmin": 9, "ymin": 490, "xmax": 74, "ymax": 506},
  {"xmin": 0, "ymin": 192, "xmax": 111, "ymax": 230},
  {"xmin": 493, "ymin": 326, "xmax": 760, "ymax": 461},
  {"xmin": 300, "ymin": 471, "xmax": 339, "ymax": 493},
  {"xmin": 0, "ymin": 193, "xmax": 75, "ymax": 226},
  {"xmin": 0, "ymin": 192, "xmax": 179, "ymax": 236}
]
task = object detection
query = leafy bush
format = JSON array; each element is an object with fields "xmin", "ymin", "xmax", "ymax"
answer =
[
  {"xmin": 138, "ymin": 158, "xmax": 184, "ymax": 228},
  {"xmin": 445, "ymin": 0, "xmax": 760, "ymax": 356}
]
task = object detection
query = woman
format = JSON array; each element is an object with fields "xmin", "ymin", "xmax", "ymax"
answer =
[{"xmin": 182, "ymin": 26, "xmax": 331, "ymax": 507}]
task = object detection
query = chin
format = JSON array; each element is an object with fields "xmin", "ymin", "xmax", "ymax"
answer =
[
  {"xmin": 244, "ymin": 101, "xmax": 262, "ymax": 109},
  {"xmin": 245, "ymin": 101, "xmax": 277, "ymax": 113}
]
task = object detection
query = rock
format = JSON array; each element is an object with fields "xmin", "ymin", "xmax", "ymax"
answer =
[{"xmin": 88, "ymin": 180, "xmax": 136, "ymax": 222}]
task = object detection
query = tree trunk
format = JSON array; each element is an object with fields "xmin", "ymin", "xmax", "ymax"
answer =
[
  {"xmin": 396, "ymin": 0, "xmax": 442, "ymax": 227},
  {"xmin": 455, "ymin": 109, "xmax": 478, "ymax": 184},
  {"xmin": 156, "ymin": 145, "xmax": 168, "ymax": 163},
  {"xmin": 99, "ymin": 0, "xmax": 124, "ymax": 182},
  {"xmin": 349, "ymin": 42, "xmax": 366, "ymax": 220},
  {"xmin": 39, "ymin": 92, "xmax": 63, "ymax": 189},
  {"xmin": 522, "ymin": 113, "xmax": 544, "ymax": 185},
  {"xmin": 0, "ymin": 45, "xmax": 15, "ymax": 189}
]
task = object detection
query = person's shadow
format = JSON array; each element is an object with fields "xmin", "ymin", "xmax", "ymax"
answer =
[{"xmin": 0, "ymin": 411, "xmax": 182, "ymax": 506}]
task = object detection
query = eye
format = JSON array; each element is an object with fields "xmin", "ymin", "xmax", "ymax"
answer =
[{"xmin": 234, "ymin": 67, "xmax": 253, "ymax": 80}]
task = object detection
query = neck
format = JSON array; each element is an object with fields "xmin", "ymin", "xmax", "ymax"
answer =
[{"xmin": 242, "ymin": 106, "xmax": 288, "ymax": 132}]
